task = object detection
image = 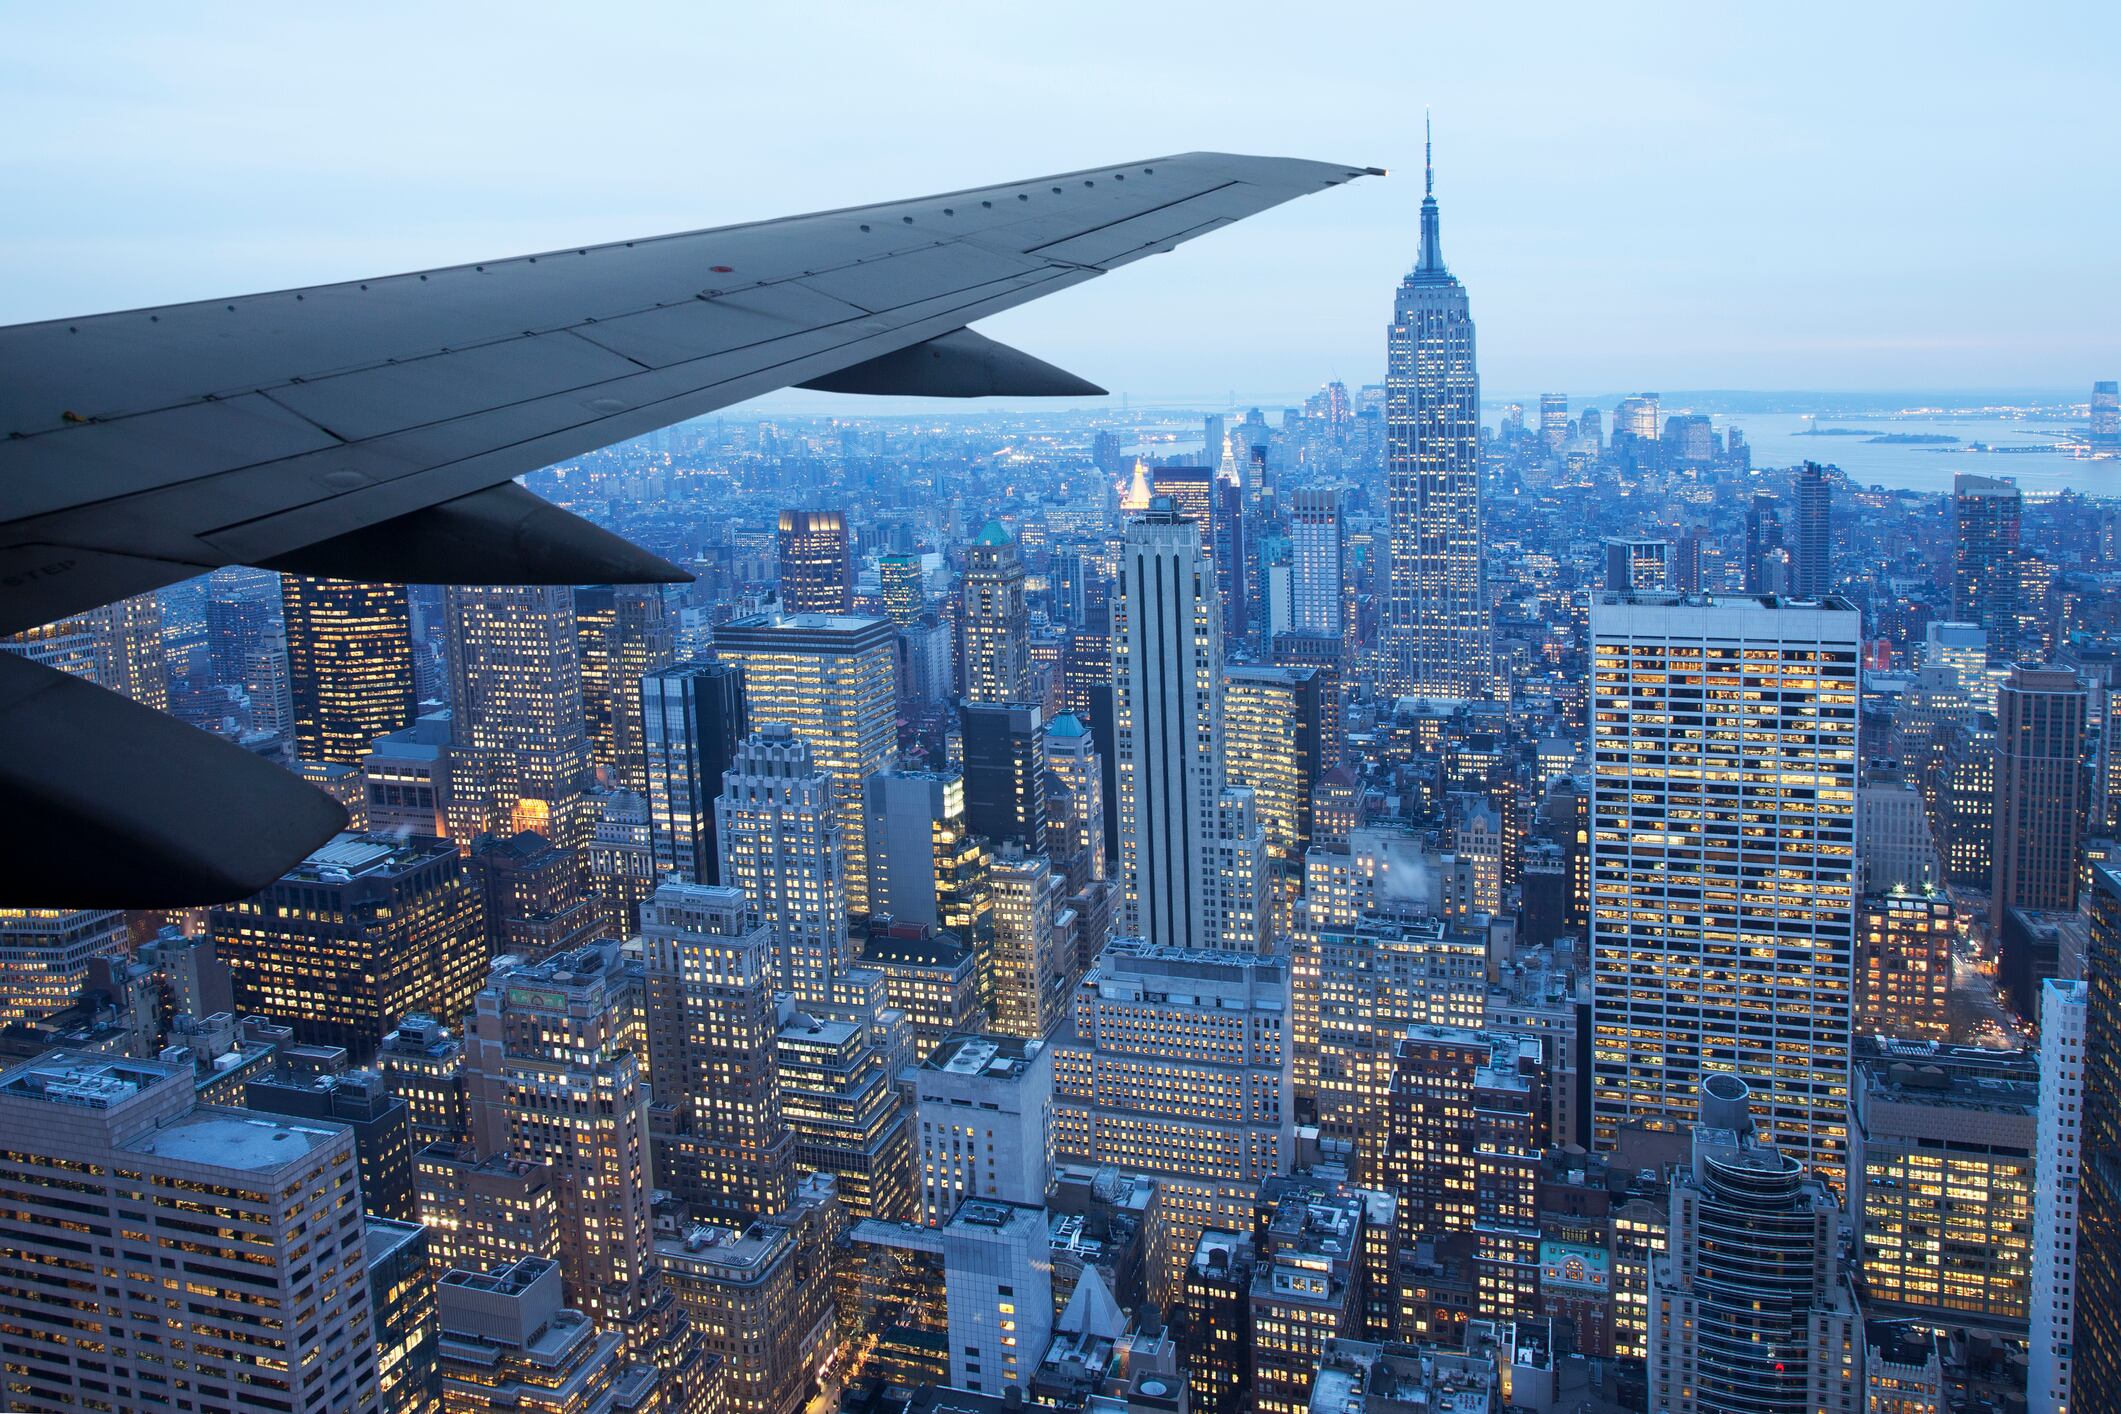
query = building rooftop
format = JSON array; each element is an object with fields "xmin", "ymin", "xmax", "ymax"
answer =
[
  {"xmin": 920, "ymin": 1032, "xmax": 1042, "ymax": 1080},
  {"xmin": 0, "ymin": 1051, "xmax": 184, "ymax": 1109},
  {"xmin": 127, "ymin": 1107, "xmax": 342, "ymax": 1171}
]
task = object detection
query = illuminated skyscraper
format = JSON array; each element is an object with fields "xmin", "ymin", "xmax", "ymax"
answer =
[
  {"xmin": 1601, "ymin": 538, "xmax": 1670, "ymax": 592},
  {"xmin": 212, "ymin": 834, "xmax": 484, "ymax": 1064},
  {"xmin": 1743, "ymin": 493, "xmax": 1782, "ymax": 595},
  {"xmin": 1589, "ymin": 593, "xmax": 1860, "ymax": 1179},
  {"xmin": 0, "ymin": 907, "xmax": 125, "ymax": 1025},
  {"xmin": 443, "ymin": 584, "xmax": 593, "ymax": 854},
  {"xmin": 281, "ymin": 576, "xmax": 416, "ymax": 765},
  {"xmin": 2094, "ymin": 379, "xmax": 2121, "ymax": 449},
  {"xmin": 986, "ymin": 853, "xmax": 1071, "ymax": 1040},
  {"xmin": 1288, "ymin": 486, "xmax": 1345, "ymax": 637},
  {"xmin": 777, "ymin": 508, "xmax": 853, "ymax": 614},
  {"xmin": 465, "ymin": 939, "xmax": 660, "ymax": 1343},
  {"xmin": 0, "ymin": 1052, "xmax": 383, "ymax": 1414},
  {"xmin": 1990, "ymin": 665, "xmax": 2087, "ymax": 935},
  {"xmin": 2030, "ymin": 977, "xmax": 2086, "ymax": 1413},
  {"xmin": 2080, "ymin": 864, "xmax": 2121, "ymax": 1397},
  {"xmin": 1114, "ymin": 502, "xmax": 1266, "ymax": 952},
  {"xmin": 1385, "ymin": 126, "xmax": 1486, "ymax": 699},
  {"xmin": 714, "ymin": 611, "xmax": 897, "ymax": 912},
  {"xmin": 878, "ymin": 552, "xmax": 925, "ymax": 626},
  {"xmin": 715, "ymin": 725, "xmax": 850, "ymax": 1005},
  {"xmin": 1954, "ymin": 473, "xmax": 2023, "ymax": 662},
  {"xmin": 1222, "ymin": 665, "xmax": 1327, "ymax": 872},
  {"xmin": 574, "ymin": 584, "xmax": 675, "ymax": 794},
  {"xmin": 640, "ymin": 881, "xmax": 795, "ymax": 1224},
  {"xmin": 641, "ymin": 661, "xmax": 748, "ymax": 884},
  {"xmin": 1052, "ymin": 938, "xmax": 1293, "ymax": 1302},
  {"xmin": 1044, "ymin": 714, "xmax": 1106, "ymax": 890},
  {"xmin": 962, "ymin": 521, "xmax": 1029, "ymax": 703}
]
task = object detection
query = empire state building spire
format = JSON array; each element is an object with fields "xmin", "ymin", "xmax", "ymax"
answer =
[{"xmin": 1416, "ymin": 110, "xmax": 1446, "ymax": 277}]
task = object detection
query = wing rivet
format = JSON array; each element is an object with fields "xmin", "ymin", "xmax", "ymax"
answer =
[
  {"xmin": 1051, "ymin": 186, "xmax": 1062, "ymax": 193},
  {"xmin": 943, "ymin": 207, "xmax": 954, "ymax": 216},
  {"xmin": 901, "ymin": 216, "xmax": 914, "ymax": 224},
  {"xmin": 1114, "ymin": 174, "xmax": 1124, "ymax": 181},
  {"xmin": 150, "ymin": 315, "xmax": 159, "ymax": 322},
  {"xmin": 226, "ymin": 305, "xmax": 235, "ymax": 312},
  {"xmin": 476, "ymin": 265, "xmax": 485, "ymax": 272},
  {"xmin": 1018, "ymin": 194, "xmax": 1028, "ymax": 202},
  {"xmin": 860, "ymin": 224, "xmax": 870, "ymax": 232},
  {"xmin": 1084, "ymin": 180, "xmax": 1093, "ymax": 187},
  {"xmin": 1144, "ymin": 167, "xmax": 1154, "ymax": 174},
  {"xmin": 62, "ymin": 410, "xmax": 87, "ymax": 424},
  {"xmin": 981, "ymin": 200, "xmax": 992, "ymax": 208}
]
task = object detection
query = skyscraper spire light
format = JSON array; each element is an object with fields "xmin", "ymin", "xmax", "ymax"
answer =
[{"xmin": 1417, "ymin": 111, "xmax": 1444, "ymax": 276}]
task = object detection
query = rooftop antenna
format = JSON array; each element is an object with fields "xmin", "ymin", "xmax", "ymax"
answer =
[{"xmin": 1425, "ymin": 109, "xmax": 1433, "ymax": 198}]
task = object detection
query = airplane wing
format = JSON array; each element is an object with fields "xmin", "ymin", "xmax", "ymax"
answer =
[{"xmin": 0, "ymin": 151, "xmax": 1378, "ymax": 905}]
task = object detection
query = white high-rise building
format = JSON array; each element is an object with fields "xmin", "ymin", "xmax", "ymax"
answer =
[
  {"xmin": 913, "ymin": 1033, "xmax": 1053, "ymax": 1227},
  {"xmin": 1288, "ymin": 486, "xmax": 1345, "ymax": 637},
  {"xmin": 716, "ymin": 724, "xmax": 850, "ymax": 1003},
  {"xmin": 1589, "ymin": 592, "xmax": 1861, "ymax": 1180},
  {"xmin": 2031, "ymin": 977, "xmax": 2087, "ymax": 1414},
  {"xmin": 1385, "ymin": 128, "xmax": 1487, "ymax": 699},
  {"xmin": 1113, "ymin": 502, "xmax": 1267, "ymax": 952}
]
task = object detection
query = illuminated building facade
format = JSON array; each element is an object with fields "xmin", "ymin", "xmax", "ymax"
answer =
[
  {"xmin": 1647, "ymin": 1077, "xmax": 1861, "ymax": 1414},
  {"xmin": 1288, "ymin": 486, "xmax": 1345, "ymax": 637},
  {"xmin": 776, "ymin": 1010, "xmax": 912, "ymax": 1221},
  {"xmin": 212, "ymin": 833, "xmax": 483, "ymax": 1065},
  {"xmin": 641, "ymin": 661, "xmax": 748, "ymax": 885},
  {"xmin": 640, "ymin": 881, "xmax": 795, "ymax": 1224},
  {"xmin": 434, "ymin": 1258, "xmax": 667, "ymax": 1414},
  {"xmin": 986, "ymin": 853, "xmax": 1072, "ymax": 1041},
  {"xmin": 1052, "ymin": 940, "xmax": 1292, "ymax": 1302},
  {"xmin": 714, "ymin": 611, "xmax": 897, "ymax": 912},
  {"xmin": 1953, "ymin": 473, "xmax": 2022, "ymax": 662},
  {"xmin": 1589, "ymin": 592, "xmax": 1860, "ymax": 1179},
  {"xmin": 2031, "ymin": 978, "xmax": 2086, "ymax": 1413},
  {"xmin": 443, "ymin": 584, "xmax": 594, "ymax": 855},
  {"xmin": 0, "ymin": 1052, "xmax": 380, "ymax": 1414},
  {"xmin": 1223, "ymin": 665, "xmax": 1328, "ymax": 874},
  {"xmin": 415, "ymin": 1142, "xmax": 561, "ymax": 1281},
  {"xmin": 0, "ymin": 907, "xmax": 125, "ymax": 1025},
  {"xmin": 574, "ymin": 584, "xmax": 675, "ymax": 794},
  {"xmin": 1848, "ymin": 1038, "xmax": 2036, "ymax": 1334},
  {"xmin": 777, "ymin": 508, "xmax": 853, "ymax": 614},
  {"xmin": 464, "ymin": 940, "xmax": 660, "ymax": 1342},
  {"xmin": 1385, "ymin": 136, "xmax": 1487, "ymax": 699},
  {"xmin": 282, "ymin": 575, "xmax": 417, "ymax": 765},
  {"xmin": 879, "ymin": 552, "xmax": 924, "ymax": 626},
  {"xmin": 1855, "ymin": 890, "xmax": 1954, "ymax": 1041},
  {"xmin": 715, "ymin": 725, "xmax": 850, "ymax": 1004}
]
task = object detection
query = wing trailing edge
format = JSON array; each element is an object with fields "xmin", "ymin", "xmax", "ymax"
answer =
[{"xmin": 798, "ymin": 328, "xmax": 1105, "ymax": 398}]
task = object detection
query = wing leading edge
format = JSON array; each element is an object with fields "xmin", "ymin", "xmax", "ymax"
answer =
[{"xmin": 0, "ymin": 151, "xmax": 1378, "ymax": 905}]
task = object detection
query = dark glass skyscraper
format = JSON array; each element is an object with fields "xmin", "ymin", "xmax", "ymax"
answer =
[
  {"xmin": 1794, "ymin": 461, "xmax": 1832, "ymax": 598},
  {"xmin": 1955, "ymin": 473, "xmax": 2023, "ymax": 661},
  {"xmin": 640, "ymin": 661, "xmax": 748, "ymax": 884},
  {"xmin": 1386, "ymin": 125, "xmax": 1486, "ymax": 698}
]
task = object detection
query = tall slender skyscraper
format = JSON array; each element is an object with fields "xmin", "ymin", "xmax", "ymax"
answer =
[
  {"xmin": 1793, "ymin": 461, "xmax": 1833, "ymax": 598},
  {"xmin": 961, "ymin": 521, "xmax": 1029, "ymax": 703},
  {"xmin": 1385, "ymin": 122, "xmax": 1486, "ymax": 699},
  {"xmin": 1288, "ymin": 487, "xmax": 1345, "ymax": 637},
  {"xmin": 1589, "ymin": 593, "xmax": 1861, "ymax": 1180},
  {"xmin": 1113, "ymin": 502, "xmax": 1264, "ymax": 952},
  {"xmin": 1955, "ymin": 473, "xmax": 2022, "ymax": 663},
  {"xmin": 1990, "ymin": 665, "xmax": 2087, "ymax": 934},
  {"xmin": 777, "ymin": 508, "xmax": 853, "ymax": 614},
  {"xmin": 640, "ymin": 661, "xmax": 748, "ymax": 884},
  {"xmin": 282, "ymin": 576, "xmax": 417, "ymax": 766}
]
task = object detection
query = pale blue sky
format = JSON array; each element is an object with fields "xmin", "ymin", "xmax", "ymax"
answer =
[{"xmin": 3, "ymin": 3, "xmax": 2114, "ymax": 402}]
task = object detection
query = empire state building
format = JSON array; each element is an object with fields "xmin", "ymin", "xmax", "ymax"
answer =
[{"xmin": 1385, "ymin": 126, "xmax": 1487, "ymax": 699}]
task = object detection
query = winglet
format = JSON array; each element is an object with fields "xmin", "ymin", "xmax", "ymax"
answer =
[
  {"xmin": 257, "ymin": 482, "xmax": 691, "ymax": 586},
  {"xmin": 800, "ymin": 327, "xmax": 1106, "ymax": 399}
]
